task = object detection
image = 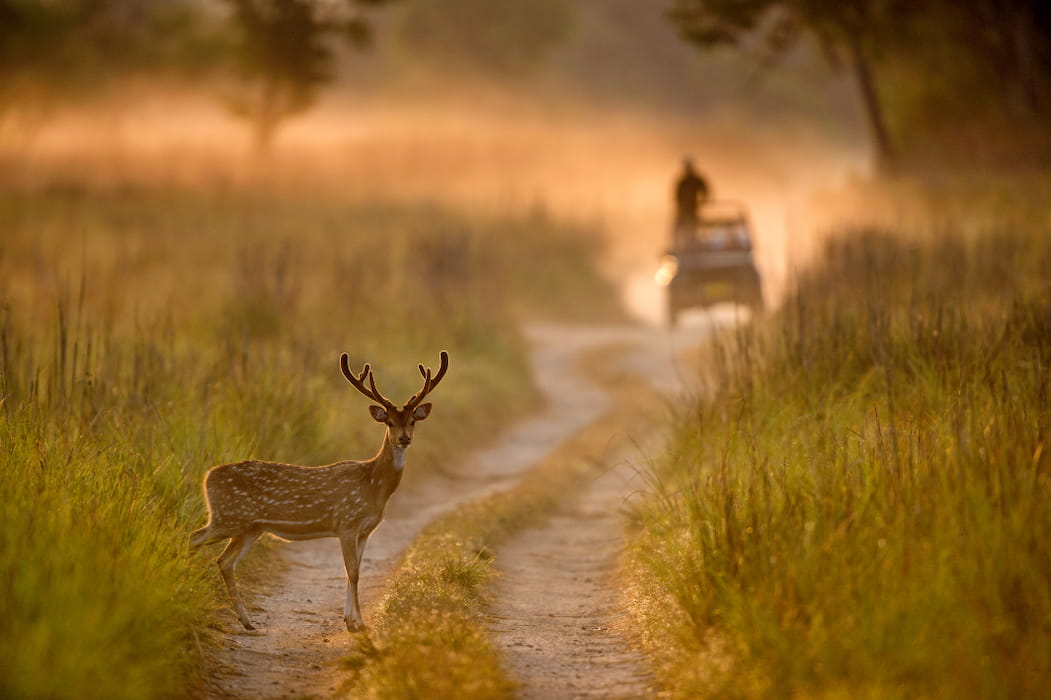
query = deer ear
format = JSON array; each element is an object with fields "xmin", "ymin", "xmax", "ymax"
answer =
[
  {"xmin": 369, "ymin": 405, "xmax": 388, "ymax": 422},
  {"xmin": 413, "ymin": 403, "xmax": 432, "ymax": 420}
]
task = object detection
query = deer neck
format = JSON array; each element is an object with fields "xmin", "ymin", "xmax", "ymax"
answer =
[{"xmin": 370, "ymin": 435, "xmax": 406, "ymax": 500}]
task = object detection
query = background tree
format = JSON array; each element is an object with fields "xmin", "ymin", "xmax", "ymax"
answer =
[
  {"xmin": 666, "ymin": 0, "xmax": 912, "ymax": 174},
  {"xmin": 667, "ymin": 0, "xmax": 1051, "ymax": 172},
  {"xmin": 0, "ymin": 0, "xmax": 212, "ymax": 130},
  {"xmin": 222, "ymin": 0, "xmax": 401, "ymax": 152},
  {"xmin": 947, "ymin": 0, "xmax": 1051, "ymax": 119},
  {"xmin": 887, "ymin": 0, "xmax": 1051, "ymax": 167}
]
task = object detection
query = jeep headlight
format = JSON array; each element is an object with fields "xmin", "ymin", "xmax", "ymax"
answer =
[{"xmin": 655, "ymin": 255, "xmax": 679, "ymax": 287}]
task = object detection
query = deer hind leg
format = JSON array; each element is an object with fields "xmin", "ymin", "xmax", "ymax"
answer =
[
  {"xmin": 189, "ymin": 527, "xmax": 209, "ymax": 548},
  {"xmin": 190, "ymin": 524, "xmax": 222, "ymax": 549},
  {"xmin": 339, "ymin": 532, "xmax": 367, "ymax": 632},
  {"xmin": 217, "ymin": 530, "xmax": 262, "ymax": 630}
]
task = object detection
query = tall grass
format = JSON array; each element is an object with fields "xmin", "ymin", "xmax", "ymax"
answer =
[
  {"xmin": 0, "ymin": 186, "xmax": 620, "ymax": 699},
  {"xmin": 627, "ymin": 217, "xmax": 1051, "ymax": 697}
]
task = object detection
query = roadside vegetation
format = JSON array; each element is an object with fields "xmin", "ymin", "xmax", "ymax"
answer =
[
  {"xmin": 626, "ymin": 181, "xmax": 1051, "ymax": 698},
  {"xmin": 0, "ymin": 184, "xmax": 620, "ymax": 699}
]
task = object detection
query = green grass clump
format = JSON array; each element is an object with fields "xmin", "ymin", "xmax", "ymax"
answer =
[
  {"xmin": 342, "ymin": 540, "xmax": 514, "ymax": 700},
  {"xmin": 0, "ymin": 308, "xmax": 318, "ymax": 699},
  {"xmin": 627, "ymin": 219, "xmax": 1051, "ymax": 698},
  {"xmin": 0, "ymin": 186, "xmax": 617, "ymax": 699}
]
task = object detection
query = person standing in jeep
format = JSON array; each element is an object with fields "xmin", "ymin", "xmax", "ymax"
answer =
[{"xmin": 673, "ymin": 158, "xmax": 710, "ymax": 241}]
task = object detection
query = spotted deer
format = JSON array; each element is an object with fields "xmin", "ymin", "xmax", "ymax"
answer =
[{"xmin": 190, "ymin": 351, "xmax": 449, "ymax": 632}]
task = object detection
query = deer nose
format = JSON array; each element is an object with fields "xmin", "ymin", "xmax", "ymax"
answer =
[{"xmin": 397, "ymin": 436, "xmax": 412, "ymax": 446}]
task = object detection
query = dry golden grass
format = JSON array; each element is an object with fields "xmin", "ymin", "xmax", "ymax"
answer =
[
  {"xmin": 626, "ymin": 184, "xmax": 1051, "ymax": 698},
  {"xmin": 0, "ymin": 176, "xmax": 619, "ymax": 699}
]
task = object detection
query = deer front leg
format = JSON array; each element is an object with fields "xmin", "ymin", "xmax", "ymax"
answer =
[
  {"xmin": 339, "ymin": 532, "xmax": 366, "ymax": 632},
  {"xmin": 217, "ymin": 531, "xmax": 262, "ymax": 630}
]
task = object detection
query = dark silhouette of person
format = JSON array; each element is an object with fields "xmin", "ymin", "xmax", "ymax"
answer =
[{"xmin": 674, "ymin": 158, "xmax": 710, "ymax": 239}]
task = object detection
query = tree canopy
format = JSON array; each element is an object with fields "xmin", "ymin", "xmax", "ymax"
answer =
[
  {"xmin": 0, "ymin": 0, "xmax": 212, "ymax": 113},
  {"xmin": 667, "ymin": 0, "xmax": 913, "ymax": 172},
  {"xmin": 0, "ymin": 0, "xmax": 401, "ymax": 149},
  {"xmin": 667, "ymin": 0, "xmax": 1051, "ymax": 171},
  {"xmin": 1, "ymin": 1, "xmax": 1048, "ymax": 165},
  {"xmin": 221, "ymin": 0, "xmax": 402, "ymax": 151}
]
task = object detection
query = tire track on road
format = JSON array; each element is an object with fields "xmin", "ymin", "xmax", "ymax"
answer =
[{"xmin": 487, "ymin": 327, "xmax": 709, "ymax": 699}]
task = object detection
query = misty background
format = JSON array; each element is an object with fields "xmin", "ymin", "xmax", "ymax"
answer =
[{"xmin": 3, "ymin": 0, "xmax": 1049, "ymax": 318}]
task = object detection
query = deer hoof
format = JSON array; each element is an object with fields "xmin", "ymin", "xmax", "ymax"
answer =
[
  {"xmin": 344, "ymin": 616, "xmax": 366, "ymax": 633},
  {"xmin": 241, "ymin": 619, "xmax": 256, "ymax": 631}
]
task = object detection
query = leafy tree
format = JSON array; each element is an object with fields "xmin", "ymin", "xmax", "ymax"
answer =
[
  {"xmin": 877, "ymin": 1, "xmax": 1051, "ymax": 166},
  {"xmin": 221, "ymin": 0, "xmax": 401, "ymax": 151},
  {"xmin": 666, "ymin": 0, "xmax": 911, "ymax": 173},
  {"xmin": 949, "ymin": 0, "xmax": 1051, "ymax": 118},
  {"xmin": 0, "ymin": 0, "xmax": 211, "ymax": 125}
]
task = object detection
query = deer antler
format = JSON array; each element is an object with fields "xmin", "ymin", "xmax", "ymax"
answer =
[
  {"xmin": 340, "ymin": 353, "xmax": 396, "ymax": 410},
  {"xmin": 405, "ymin": 351, "xmax": 449, "ymax": 409},
  {"xmin": 366, "ymin": 371, "xmax": 397, "ymax": 411}
]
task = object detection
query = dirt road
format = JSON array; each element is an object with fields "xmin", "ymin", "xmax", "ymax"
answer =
[
  {"xmin": 486, "ymin": 328, "xmax": 707, "ymax": 698},
  {"xmin": 201, "ymin": 322, "xmax": 713, "ymax": 699}
]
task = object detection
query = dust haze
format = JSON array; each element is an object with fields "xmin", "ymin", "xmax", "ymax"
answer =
[{"xmin": 2, "ymin": 7, "xmax": 877, "ymax": 324}]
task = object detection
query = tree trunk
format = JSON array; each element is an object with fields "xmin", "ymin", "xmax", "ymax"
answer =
[
  {"xmin": 254, "ymin": 114, "xmax": 277, "ymax": 154},
  {"xmin": 1007, "ymin": 1, "xmax": 1040, "ymax": 117},
  {"xmin": 252, "ymin": 82, "xmax": 280, "ymax": 154},
  {"xmin": 847, "ymin": 33, "xmax": 897, "ymax": 175}
]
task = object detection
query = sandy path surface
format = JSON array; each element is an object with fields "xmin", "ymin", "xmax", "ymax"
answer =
[
  {"xmin": 201, "ymin": 322, "xmax": 711, "ymax": 699},
  {"xmin": 487, "ymin": 328, "xmax": 707, "ymax": 699},
  {"xmin": 486, "ymin": 457, "xmax": 657, "ymax": 699}
]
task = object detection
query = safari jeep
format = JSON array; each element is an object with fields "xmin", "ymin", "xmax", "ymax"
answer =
[{"xmin": 656, "ymin": 201, "xmax": 764, "ymax": 327}]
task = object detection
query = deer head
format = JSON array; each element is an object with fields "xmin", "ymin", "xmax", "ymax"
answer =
[{"xmin": 339, "ymin": 351, "xmax": 449, "ymax": 449}]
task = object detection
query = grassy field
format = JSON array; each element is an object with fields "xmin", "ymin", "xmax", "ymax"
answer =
[
  {"xmin": 626, "ymin": 182, "xmax": 1051, "ymax": 698},
  {"xmin": 0, "ymin": 185, "xmax": 621, "ymax": 699}
]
